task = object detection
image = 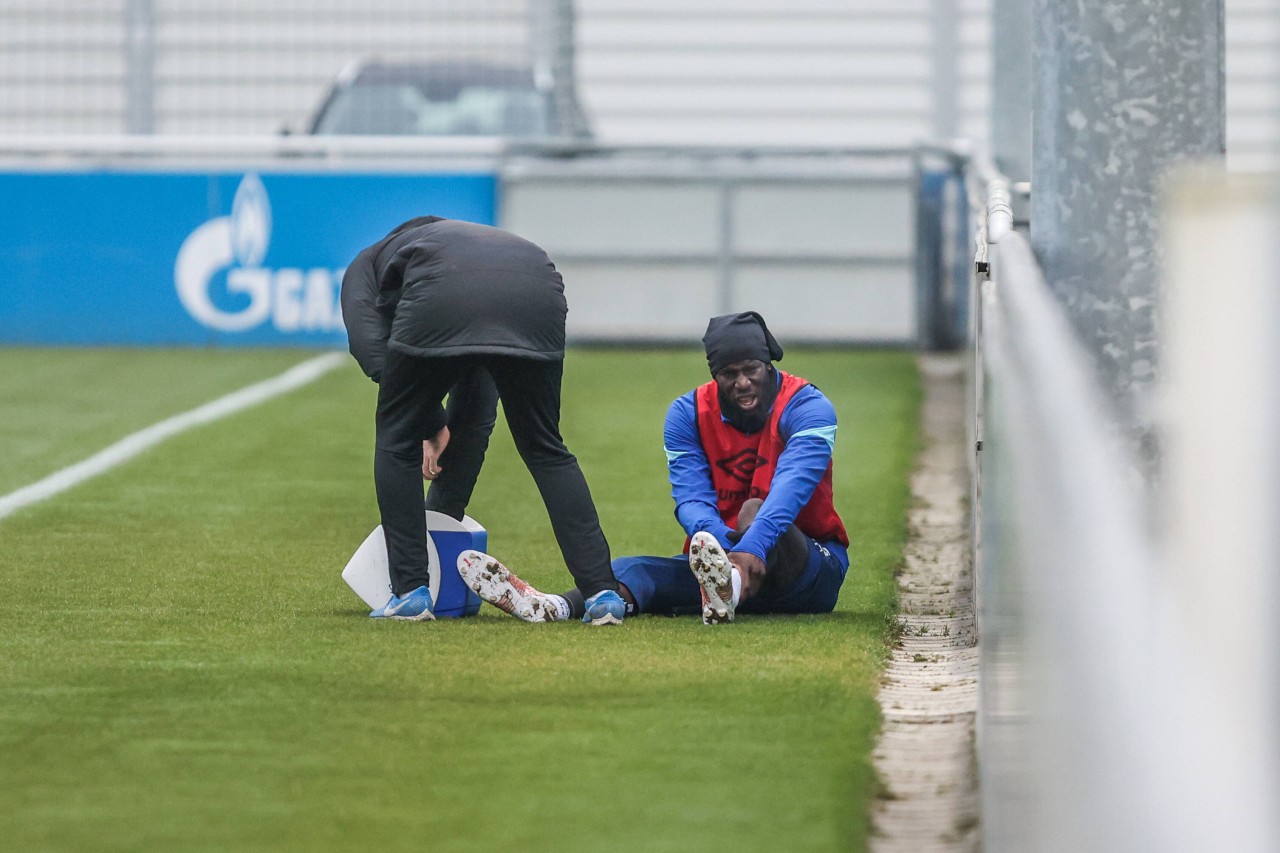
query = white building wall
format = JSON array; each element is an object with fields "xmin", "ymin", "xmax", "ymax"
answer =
[
  {"xmin": 574, "ymin": 0, "xmax": 989, "ymax": 147},
  {"xmin": 0, "ymin": 0, "xmax": 532, "ymax": 137},
  {"xmin": 575, "ymin": 0, "xmax": 1277, "ymax": 170},
  {"xmin": 0, "ymin": 0, "xmax": 1274, "ymax": 168},
  {"xmin": 1227, "ymin": 0, "xmax": 1280, "ymax": 171}
]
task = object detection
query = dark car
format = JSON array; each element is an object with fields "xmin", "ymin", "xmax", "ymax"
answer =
[{"xmin": 305, "ymin": 60, "xmax": 588, "ymax": 139}]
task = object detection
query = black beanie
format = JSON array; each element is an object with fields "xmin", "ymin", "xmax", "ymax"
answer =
[{"xmin": 702, "ymin": 311, "xmax": 784, "ymax": 375}]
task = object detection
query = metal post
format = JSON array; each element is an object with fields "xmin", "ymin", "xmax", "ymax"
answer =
[
  {"xmin": 990, "ymin": 0, "xmax": 1032, "ymax": 184},
  {"xmin": 528, "ymin": 0, "xmax": 590, "ymax": 138},
  {"xmin": 124, "ymin": 0, "xmax": 155, "ymax": 135},
  {"xmin": 931, "ymin": 0, "xmax": 959, "ymax": 140},
  {"xmin": 914, "ymin": 150, "xmax": 945, "ymax": 349},
  {"xmin": 717, "ymin": 178, "xmax": 735, "ymax": 314},
  {"xmin": 1030, "ymin": 0, "xmax": 1225, "ymax": 469}
]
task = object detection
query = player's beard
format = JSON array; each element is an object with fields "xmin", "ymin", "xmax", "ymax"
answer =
[{"xmin": 718, "ymin": 382, "xmax": 776, "ymax": 434}]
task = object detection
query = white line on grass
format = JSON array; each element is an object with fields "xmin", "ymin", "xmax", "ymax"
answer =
[{"xmin": 0, "ymin": 351, "xmax": 346, "ymax": 522}]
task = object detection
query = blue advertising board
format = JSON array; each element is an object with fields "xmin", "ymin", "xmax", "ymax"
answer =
[{"xmin": 0, "ymin": 170, "xmax": 496, "ymax": 346}]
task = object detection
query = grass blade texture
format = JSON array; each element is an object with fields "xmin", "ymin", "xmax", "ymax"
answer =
[{"xmin": 0, "ymin": 347, "xmax": 920, "ymax": 853}]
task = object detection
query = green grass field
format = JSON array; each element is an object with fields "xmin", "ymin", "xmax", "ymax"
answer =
[{"xmin": 0, "ymin": 347, "xmax": 920, "ymax": 853}]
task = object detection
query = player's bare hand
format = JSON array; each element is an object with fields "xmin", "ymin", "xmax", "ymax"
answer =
[
  {"xmin": 422, "ymin": 426, "xmax": 450, "ymax": 480},
  {"xmin": 729, "ymin": 550, "xmax": 767, "ymax": 598}
]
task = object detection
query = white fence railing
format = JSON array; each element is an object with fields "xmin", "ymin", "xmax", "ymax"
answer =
[{"xmin": 970, "ymin": 154, "xmax": 1280, "ymax": 852}]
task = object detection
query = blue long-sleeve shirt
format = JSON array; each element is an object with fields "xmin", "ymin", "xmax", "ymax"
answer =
[{"xmin": 663, "ymin": 377, "xmax": 839, "ymax": 562}]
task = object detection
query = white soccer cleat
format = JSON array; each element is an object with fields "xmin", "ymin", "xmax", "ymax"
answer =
[
  {"xmin": 689, "ymin": 532, "xmax": 735, "ymax": 625},
  {"xmin": 456, "ymin": 550, "xmax": 561, "ymax": 623}
]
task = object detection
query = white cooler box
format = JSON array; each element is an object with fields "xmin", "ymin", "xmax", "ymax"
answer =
[{"xmin": 342, "ymin": 511, "xmax": 485, "ymax": 618}]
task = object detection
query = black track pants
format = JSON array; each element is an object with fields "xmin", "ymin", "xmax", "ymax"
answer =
[{"xmin": 373, "ymin": 349, "xmax": 617, "ymax": 598}]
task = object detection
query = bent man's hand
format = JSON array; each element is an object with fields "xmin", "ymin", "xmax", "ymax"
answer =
[
  {"xmin": 728, "ymin": 551, "xmax": 767, "ymax": 599},
  {"xmin": 422, "ymin": 426, "xmax": 451, "ymax": 480}
]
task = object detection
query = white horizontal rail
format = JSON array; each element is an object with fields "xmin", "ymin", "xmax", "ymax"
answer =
[
  {"xmin": 980, "ymin": 231, "xmax": 1192, "ymax": 851},
  {"xmin": 0, "ymin": 133, "xmax": 508, "ymax": 158},
  {"xmin": 0, "ymin": 133, "xmax": 917, "ymax": 164},
  {"xmin": 977, "ymin": 191, "xmax": 1279, "ymax": 850}
]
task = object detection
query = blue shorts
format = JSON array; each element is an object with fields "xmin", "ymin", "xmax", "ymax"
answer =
[{"xmin": 613, "ymin": 537, "xmax": 849, "ymax": 617}]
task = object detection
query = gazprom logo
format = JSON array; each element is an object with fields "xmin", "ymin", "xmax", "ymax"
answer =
[{"xmin": 174, "ymin": 174, "xmax": 345, "ymax": 334}]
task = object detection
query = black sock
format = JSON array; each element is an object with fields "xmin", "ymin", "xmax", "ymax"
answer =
[{"xmin": 562, "ymin": 588, "xmax": 586, "ymax": 619}]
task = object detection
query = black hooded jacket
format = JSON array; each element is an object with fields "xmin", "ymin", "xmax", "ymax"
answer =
[{"xmin": 340, "ymin": 217, "xmax": 568, "ymax": 382}]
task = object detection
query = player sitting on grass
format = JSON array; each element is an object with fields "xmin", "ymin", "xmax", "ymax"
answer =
[{"xmin": 458, "ymin": 311, "xmax": 850, "ymax": 624}]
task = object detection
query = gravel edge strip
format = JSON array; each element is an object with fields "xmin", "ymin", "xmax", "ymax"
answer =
[{"xmin": 869, "ymin": 353, "xmax": 981, "ymax": 852}]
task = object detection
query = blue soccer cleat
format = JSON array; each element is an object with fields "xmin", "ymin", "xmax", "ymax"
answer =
[
  {"xmin": 369, "ymin": 585, "xmax": 436, "ymax": 621},
  {"xmin": 582, "ymin": 589, "xmax": 625, "ymax": 626}
]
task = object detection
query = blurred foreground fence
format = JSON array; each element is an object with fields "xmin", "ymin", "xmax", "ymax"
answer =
[{"xmin": 965, "ymin": 151, "xmax": 1280, "ymax": 851}]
